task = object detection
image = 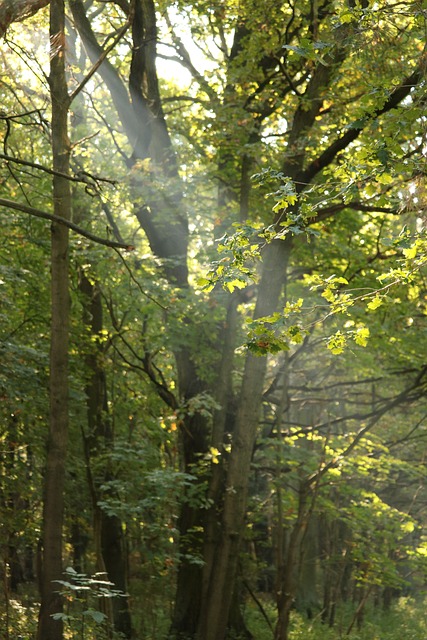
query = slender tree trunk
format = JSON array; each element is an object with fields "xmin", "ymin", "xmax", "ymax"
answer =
[
  {"xmin": 78, "ymin": 273, "xmax": 133, "ymax": 638},
  {"xmin": 274, "ymin": 484, "xmax": 312, "ymax": 640},
  {"xmin": 37, "ymin": 2, "xmax": 70, "ymax": 638},
  {"xmin": 197, "ymin": 237, "xmax": 292, "ymax": 640}
]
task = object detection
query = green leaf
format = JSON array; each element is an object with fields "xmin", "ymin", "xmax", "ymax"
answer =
[
  {"xmin": 377, "ymin": 172, "xmax": 394, "ymax": 185},
  {"xmin": 282, "ymin": 44, "xmax": 310, "ymax": 57},
  {"xmin": 51, "ymin": 613, "xmax": 71, "ymax": 622},
  {"xmin": 225, "ymin": 278, "xmax": 247, "ymax": 292},
  {"xmin": 403, "ymin": 245, "xmax": 418, "ymax": 260},
  {"xmin": 84, "ymin": 609, "xmax": 108, "ymax": 623},
  {"xmin": 326, "ymin": 331, "xmax": 347, "ymax": 355}
]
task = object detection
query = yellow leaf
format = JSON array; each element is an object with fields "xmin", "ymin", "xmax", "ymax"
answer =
[
  {"xmin": 367, "ymin": 296, "xmax": 383, "ymax": 311},
  {"xmin": 322, "ymin": 288, "xmax": 336, "ymax": 303},
  {"xmin": 354, "ymin": 326, "xmax": 370, "ymax": 347},
  {"xmin": 403, "ymin": 245, "xmax": 417, "ymax": 259},
  {"xmin": 377, "ymin": 173, "xmax": 393, "ymax": 185}
]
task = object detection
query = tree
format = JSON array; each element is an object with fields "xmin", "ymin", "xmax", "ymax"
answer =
[
  {"xmin": 36, "ymin": 2, "xmax": 71, "ymax": 638},
  {"xmin": 0, "ymin": 2, "xmax": 426, "ymax": 639}
]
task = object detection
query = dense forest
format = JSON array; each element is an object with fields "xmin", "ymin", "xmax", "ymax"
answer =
[{"xmin": 0, "ymin": 1, "xmax": 426, "ymax": 639}]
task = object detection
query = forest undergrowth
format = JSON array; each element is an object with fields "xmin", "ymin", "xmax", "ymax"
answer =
[
  {"xmin": 2, "ymin": 590, "xmax": 427, "ymax": 640},
  {"xmin": 245, "ymin": 596, "xmax": 427, "ymax": 640}
]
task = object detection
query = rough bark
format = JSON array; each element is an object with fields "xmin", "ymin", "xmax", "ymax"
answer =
[
  {"xmin": 68, "ymin": 7, "xmax": 210, "ymax": 636},
  {"xmin": 36, "ymin": 2, "xmax": 70, "ymax": 638},
  {"xmin": 194, "ymin": 19, "xmax": 356, "ymax": 640}
]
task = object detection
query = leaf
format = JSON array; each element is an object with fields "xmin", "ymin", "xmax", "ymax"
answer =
[
  {"xmin": 51, "ymin": 613, "xmax": 67, "ymax": 621},
  {"xmin": 84, "ymin": 609, "xmax": 107, "ymax": 624},
  {"xmin": 377, "ymin": 172, "xmax": 393, "ymax": 185},
  {"xmin": 326, "ymin": 331, "xmax": 347, "ymax": 355},
  {"xmin": 208, "ymin": 447, "xmax": 221, "ymax": 464},
  {"xmin": 376, "ymin": 147, "xmax": 389, "ymax": 166},
  {"xmin": 354, "ymin": 326, "xmax": 370, "ymax": 347},
  {"xmin": 364, "ymin": 183, "xmax": 378, "ymax": 196},
  {"xmin": 403, "ymin": 245, "xmax": 417, "ymax": 260},
  {"xmin": 197, "ymin": 277, "xmax": 212, "ymax": 287},
  {"xmin": 225, "ymin": 278, "xmax": 247, "ymax": 292},
  {"xmin": 287, "ymin": 325, "xmax": 304, "ymax": 344},
  {"xmin": 367, "ymin": 296, "xmax": 383, "ymax": 311},
  {"xmin": 401, "ymin": 521, "xmax": 415, "ymax": 534},
  {"xmin": 282, "ymin": 44, "xmax": 310, "ymax": 57},
  {"xmin": 322, "ymin": 288, "xmax": 336, "ymax": 303}
]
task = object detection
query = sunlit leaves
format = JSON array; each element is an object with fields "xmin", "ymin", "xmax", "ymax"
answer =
[
  {"xmin": 282, "ymin": 39, "xmax": 332, "ymax": 66},
  {"xmin": 353, "ymin": 324, "xmax": 370, "ymax": 347},
  {"xmin": 198, "ymin": 217, "xmax": 270, "ymax": 292},
  {"xmin": 245, "ymin": 298, "xmax": 306, "ymax": 355},
  {"xmin": 326, "ymin": 329, "xmax": 347, "ymax": 354},
  {"xmin": 366, "ymin": 294, "xmax": 383, "ymax": 311}
]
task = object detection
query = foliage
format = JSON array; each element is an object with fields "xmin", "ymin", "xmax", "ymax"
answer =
[
  {"xmin": 0, "ymin": 0, "xmax": 427, "ymax": 639},
  {"xmin": 52, "ymin": 567, "xmax": 127, "ymax": 639}
]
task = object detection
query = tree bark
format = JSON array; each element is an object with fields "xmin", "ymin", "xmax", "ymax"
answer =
[
  {"xmin": 36, "ymin": 2, "xmax": 70, "ymax": 638},
  {"xmin": 274, "ymin": 483, "xmax": 313, "ymax": 640}
]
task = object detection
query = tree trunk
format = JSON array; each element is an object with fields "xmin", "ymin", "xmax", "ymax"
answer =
[
  {"xmin": 36, "ymin": 2, "xmax": 70, "ymax": 638},
  {"xmin": 274, "ymin": 484, "xmax": 312, "ymax": 640},
  {"xmin": 197, "ymin": 238, "xmax": 292, "ymax": 640},
  {"xmin": 78, "ymin": 273, "xmax": 133, "ymax": 638}
]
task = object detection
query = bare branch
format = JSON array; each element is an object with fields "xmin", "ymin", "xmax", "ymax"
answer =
[
  {"xmin": 0, "ymin": 152, "xmax": 116, "ymax": 186},
  {"xmin": 307, "ymin": 366, "xmax": 427, "ymax": 484},
  {"xmin": 0, "ymin": 197, "xmax": 134, "ymax": 250}
]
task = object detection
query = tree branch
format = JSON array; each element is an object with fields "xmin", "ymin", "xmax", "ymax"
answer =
[
  {"xmin": 0, "ymin": 152, "xmax": 116, "ymax": 187},
  {"xmin": 307, "ymin": 366, "xmax": 427, "ymax": 484},
  {"xmin": 0, "ymin": 0, "xmax": 49, "ymax": 37},
  {"xmin": 300, "ymin": 49, "xmax": 427, "ymax": 185},
  {"xmin": 0, "ymin": 198, "xmax": 134, "ymax": 250},
  {"xmin": 68, "ymin": 19, "xmax": 131, "ymax": 105},
  {"xmin": 69, "ymin": 0, "xmax": 145, "ymax": 158}
]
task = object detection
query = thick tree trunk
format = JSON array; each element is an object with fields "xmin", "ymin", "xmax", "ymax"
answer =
[
  {"xmin": 67, "ymin": 7, "xmax": 373, "ymax": 639},
  {"xmin": 36, "ymin": 2, "xmax": 70, "ymax": 638}
]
